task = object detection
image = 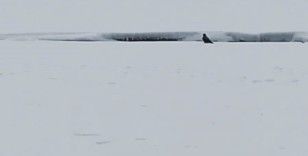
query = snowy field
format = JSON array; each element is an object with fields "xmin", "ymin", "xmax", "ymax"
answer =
[
  {"xmin": 1, "ymin": 41, "xmax": 308, "ymax": 155},
  {"xmin": 1, "ymin": 0, "xmax": 308, "ymax": 155}
]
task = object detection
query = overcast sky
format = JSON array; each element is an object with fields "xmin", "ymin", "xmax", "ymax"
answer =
[{"xmin": 0, "ymin": 0, "xmax": 307, "ymax": 33}]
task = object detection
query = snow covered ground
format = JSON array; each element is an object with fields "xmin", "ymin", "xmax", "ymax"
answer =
[
  {"xmin": 1, "ymin": 41, "xmax": 308, "ymax": 155},
  {"xmin": 1, "ymin": 0, "xmax": 308, "ymax": 155}
]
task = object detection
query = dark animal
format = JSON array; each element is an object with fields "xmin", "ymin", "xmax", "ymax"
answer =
[{"xmin": 202, "ymin": 34, "xmax": 213, "ymax": 43}]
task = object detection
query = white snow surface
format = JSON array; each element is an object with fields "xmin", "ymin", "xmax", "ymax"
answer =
[
  {"xmin": 1, "ymin": 41, "xmax": 308, "ymax": 155},
  {"xmin": 1, "ymin": 0, "xmax": 308, "ymax": 155}
]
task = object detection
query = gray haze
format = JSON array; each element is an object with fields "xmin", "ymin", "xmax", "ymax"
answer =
[{"xmin": 1, "ymin": 0, "xmax": 308, "ymax": 33}]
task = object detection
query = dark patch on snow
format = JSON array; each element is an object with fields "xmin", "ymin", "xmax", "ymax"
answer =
[
  {"xmin": 135, "ymin": 138, "xmax": 147, "ymax": 141},
  {"xmin": 290, "ymin": 79, "xmax": 299, "ymax": 83},
  {"xmin": 225, "ymin": 32, "xmax": 259, "ymax": 42},
  {"xmin": 140, "ymin": 105, "xmax": 148, "ymax": 108},
  {"xmin": 74, "ymin": 133, "xmax": 100, "ymax": 137},
  {"xmin": 105, "ymin": 32, "xmax": 197, "ymax": 42},
  {"xmin": 107, "ymin": 82, "xmax": 117, "ymax": 85},
  {"xmin": 96, "ymin": 141, "xmax": 111, "ymax": 145},
  {"xmin": 260, "ymin": 32, "xmax": 294, "ymax": 42},
  {"xmin": 252, "ymin": 80, "xmax": 263, "ymax": 84},
  {"xmin": 265, "ymin": 79, "xmax": 275, "ymax": 82}
]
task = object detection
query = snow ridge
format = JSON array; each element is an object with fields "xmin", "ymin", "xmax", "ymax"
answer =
[{"xmin": 0, "ymin": 32, "xmax": 307, "ymax": 43}]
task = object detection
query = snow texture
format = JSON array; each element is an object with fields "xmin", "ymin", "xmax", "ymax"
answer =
[
  {"xmin": 1, "ymin": 0, "xmax": 308, "ymax": 155},
  {"xmin": 1, "ymin": 41, "xmax": 308, "ymax": 156}
]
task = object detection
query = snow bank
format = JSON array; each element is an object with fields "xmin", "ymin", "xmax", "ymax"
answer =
[
  {"xmin": 0, "ymin": 33, "xmax": 109, "ymax": 41},
  {"xmin": 105, "ymin": 32, "xmax": 199, "ymax": 41},
  {"xmin": 0, "ymin": 32, "xmax": 307, "ymax": 42},
  {"xmin": 207, "ymin": 32, "xmax": 308, "ymax": 43}
]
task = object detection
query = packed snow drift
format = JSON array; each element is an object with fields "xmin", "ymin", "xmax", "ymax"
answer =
[{"xmin": 1, "ymin": 32, "xmax": 308, "ymax": 43}]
